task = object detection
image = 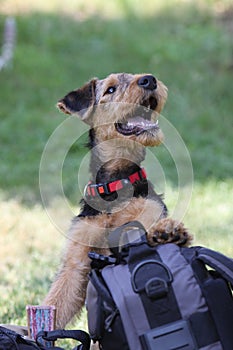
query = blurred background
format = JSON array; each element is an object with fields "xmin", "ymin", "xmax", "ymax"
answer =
[{"xmin": 0, "ymin": 0, "xmax": 232, "ymax": 338}]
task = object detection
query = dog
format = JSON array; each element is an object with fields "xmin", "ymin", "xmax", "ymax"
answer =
[{"xmin": 43, "ymin": 73, "xmax": 192, "ymax": 329}]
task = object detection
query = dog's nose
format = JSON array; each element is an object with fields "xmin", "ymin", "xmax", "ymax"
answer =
[{"xmin": 138, "ymin": 75, "xmax": 157, "ymax": 90}]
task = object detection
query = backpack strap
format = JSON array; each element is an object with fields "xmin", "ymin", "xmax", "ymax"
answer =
[
  {"xmin": 108, "ymin": 221, "xmax": 147, "ymax": 258},
  {"xmin": 196, "ymin": 247, "xmax": 233, "ymax": 287},
  {"xmin": 109, "ymin": 220, "xmax": 146, "ymax": 245},
  {"xmin": 188, "ymin": 246, "xmax": 233, "ymax": 350},
  {"xmin": 36, "ymin": 329, "xmax": 90, "ymax": 350},
  {"xmin": 102, "ymin": 263, "xmax": 150, "ymax": 350},
  {"xmin": 127, "ymin": 242, "xmax": 182, "ymax": 328}
]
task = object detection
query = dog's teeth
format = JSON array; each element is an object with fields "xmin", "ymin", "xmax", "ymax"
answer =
[{"xmin": 116, "ymin": 116, "xmax": 159, "ymax": 136}]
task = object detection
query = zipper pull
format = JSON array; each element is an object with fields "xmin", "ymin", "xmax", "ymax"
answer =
[{"xmin": 104, "ymin": 309, "xmax": 119, "ymax": 332}]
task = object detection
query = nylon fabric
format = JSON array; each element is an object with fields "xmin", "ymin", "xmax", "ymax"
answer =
[
  {"xmin": 198, "ymin": 252, "xmax": 233, "ymax": 285},
  {"xmin": 200, "ymin": 342, "xmax": 223, "ymax": 350},
  {"xmin": 86, "ymin": 225, "xmax": 233, "ymax": 350},
  {"xmin": 86, "ymin": 281, "xmax": 101, "ymax": 339},
  {"xmin": 128, "ymin": 242, "xmax": 182, "ymax": 328},
  {"xmin": 157, "ymin": 244, "xmax": 208, "ymax": 319},
  {"xmin": 102, "ymin": 264, "xmax": 150, "ymax": 350}
]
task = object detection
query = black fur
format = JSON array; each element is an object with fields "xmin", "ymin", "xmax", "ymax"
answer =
[
  {"xmin": 60, "ymin": 80, "xmax": 96, "ymax": 114},
  {"xmin": 78, "ymin": 128, "xmax": 167, "ymax": 217}
]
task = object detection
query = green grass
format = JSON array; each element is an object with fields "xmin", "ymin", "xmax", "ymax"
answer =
[{"xmin": 0, "ymin": 0, "xmax": 233, "ymax": 345}]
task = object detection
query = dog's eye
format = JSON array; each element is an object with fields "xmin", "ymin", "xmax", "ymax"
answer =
[{"xmin": 105, "ymin": 86, "xmax": 116, "ymax": 95}]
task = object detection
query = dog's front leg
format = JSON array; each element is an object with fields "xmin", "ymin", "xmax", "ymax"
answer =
[
  {"xmin": 43, "ymin": 216, "xmax": 109, "ymax": 329},
  {"xmin": 147, "ymin": 217, "xmax": 192, "ymax": 247},
  {"xmin": 43, "ymin": 244, "xmax": 90, "ymax": 328}
]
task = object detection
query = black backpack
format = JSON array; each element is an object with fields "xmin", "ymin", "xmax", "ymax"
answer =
[
  {"xmin": 0, "ymin": 327, "xmax": 90, "ymax": 350},
  {"xmin": 86, "ymin": 221, "xmax": 233, "ymax": 350}
]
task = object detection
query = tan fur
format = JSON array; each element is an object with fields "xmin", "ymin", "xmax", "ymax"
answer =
[{"xmin": 43, "ymin": 73, "xmax": 192, "ymax": 329}]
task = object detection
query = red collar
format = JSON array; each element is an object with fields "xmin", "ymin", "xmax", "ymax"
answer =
[{"xmin": 84, "ymin": 168, "xmax": 147, "ymax": 197}]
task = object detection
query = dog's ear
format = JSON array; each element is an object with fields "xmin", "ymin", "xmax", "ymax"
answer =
[{"xmin": 57, "ymin": 79, "xmax": 97, "ymax": 122}]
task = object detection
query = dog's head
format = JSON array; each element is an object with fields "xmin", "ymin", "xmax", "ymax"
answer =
[{"xmin": 57, "ymin": 73, "xmax": 168, "ymax": 147}]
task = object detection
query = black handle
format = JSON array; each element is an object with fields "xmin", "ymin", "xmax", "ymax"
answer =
[{"xmin": 36, "ymin": 329, "xmax": 90, "ymax": 350}]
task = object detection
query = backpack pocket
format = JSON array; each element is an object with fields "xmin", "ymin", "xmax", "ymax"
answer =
[{"xmin": 86, "ymin": 269, "xmax": 129, "ymax": 349}]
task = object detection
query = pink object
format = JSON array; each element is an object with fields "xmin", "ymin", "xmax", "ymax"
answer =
[{"xmin": 26, "ymin": 305, "xmax": 56, "ymax": 347}]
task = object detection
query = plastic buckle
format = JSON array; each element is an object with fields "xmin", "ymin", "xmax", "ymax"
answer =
[
  {"xmin": 96, "ymin": 182, "xmax": 110, "ymax": 195},
  {"xmin": 140, "ymin": 319, "xmax": 198, "ymax": 350},
  {"xmin": 145, "ymin": 277, "xmax": 168, "ymax": 299},
  {"xmin": 88, "ymin": 252, "xmax": 116, "ymax": 264},
  {"xmin": 131, "ymin": 260, "xmax": 173, "ymax": 296}
]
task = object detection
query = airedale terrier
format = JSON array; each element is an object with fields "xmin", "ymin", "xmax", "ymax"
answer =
[{"xmin": 43, "ymin": 73, "xmax": 192, "ymax": 328}]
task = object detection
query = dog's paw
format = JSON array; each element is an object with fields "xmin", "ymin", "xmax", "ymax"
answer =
[{"xmin": 147, "ymin": 218, "xmax": 192, "ymax": 247}]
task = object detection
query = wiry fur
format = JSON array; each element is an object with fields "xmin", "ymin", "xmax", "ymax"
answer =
[{"xmin": 43, "ymin": 73, "xmax": 192, "ymax": 328}]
